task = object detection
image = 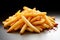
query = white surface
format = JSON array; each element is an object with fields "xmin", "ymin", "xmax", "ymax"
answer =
[{"xmin": 0, "ymin": 16, "xmax": 60, "ymax": 40}]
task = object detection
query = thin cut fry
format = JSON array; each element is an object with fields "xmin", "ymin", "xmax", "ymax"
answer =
[
  {"xmin": 35, "ymin": 26, "xmax": 43, "ymax": 31},
  {"xmin": 31, "ymin": 16, "xmax": 41, "ymax": 22},
  {"xmin": 43, "ymin": 23, "xmax": 50, "ymax": 28},
  {"xmin": 51, "ymin": 17, "xmax": 55, "ymax": 20},
  {"xmin": 26, "ymin": 17, "xmax": 34, "ymax": 32},
  {"xmin": 20, "ymin": 24, "xmax": 27, "ymax": 34},
  {"xmin": 32, "ymin": 18, "xmax": 45, "ymax": 25},
  {"xmin": 10, "ymin": 21, "xmax": 16, "ymax": 26},
  {"xmin": 26, "ymin": 27, "xmax": 34, "ymax": 32},
  {"xmin": 48, "ymin": 17, "xmax": 55, "ymax": 23}
]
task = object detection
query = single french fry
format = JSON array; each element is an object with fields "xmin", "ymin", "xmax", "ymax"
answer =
[
  {"xmin": 26, "ymin": 17, "xmax": 34, "ymax": 32},
  {"xmin": 2, "ymin": 21, "xmax": 7, "ymax": 24},
  {"xmin": 48, "ymin": 16, "xmax": 55, "ymax": 23},
  {"xmin": 43, "ymin": 23, "xmax": 50, "ymax": 28},
  {"xmin": 20, "ymin": 24, "xmax": 27, "ymax": 34},
  {"xmin": 44, "ymin": 15, "xmax": 53, "ymax": 28},
  {"xmin": 10, "ymin": 21, "xmax": 16, "ymax": 26},
  {"xmin": 7, "ymin": 19, "xmax": 23, "ymax": 32},
  {"xmin": 5, "ymin": 16, "xmax": 12, "ymax": 22},
  {"xmin": 21, "ymin": 15, "xmax": 40, "ymax": 33},
  {"xmin": 23, "ymin": 6, "xmax": 32, "ymax": 11},
  {"xmin": 35, "ymin": 26, "xmax": 43, "ymax": 31},
  {"xmin": 51, "ymin": 17, "xmax": 55, "ymax": 20},
  {"xmin": 30, "ymin": 16, "xmax": 41, "ymax": 22},
  {"xmin": 26, "ymin": 27, "xmax": 34, "ymax": 32},
  {"xmin": 14, "ymin": 10, "xmax": 20, "ymax": 16},
  {"xmin": 32, "ymin": 18, "xmax": 45, "ymax": 25}
]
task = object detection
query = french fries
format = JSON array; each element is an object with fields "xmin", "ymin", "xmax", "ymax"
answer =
[
  {"xmin": 2, "ymin": 6, "xmax": 58, "ymax": 34},
  {"xmin": 21, "ymin": 15, "xmax": 40, "ymax": 33}
]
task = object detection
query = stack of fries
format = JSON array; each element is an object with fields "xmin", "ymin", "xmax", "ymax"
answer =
[{"xmin": 2, "ymin": 6, "xmax": 58, "ymax": 34}]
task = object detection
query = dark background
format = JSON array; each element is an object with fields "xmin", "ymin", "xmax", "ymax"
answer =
[{"xmin": 0, "ymin": 0, "xmax": 60, "ymax": 22}]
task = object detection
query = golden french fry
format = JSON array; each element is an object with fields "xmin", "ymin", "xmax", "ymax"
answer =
[
  {"xmin": 44, "ymin": 15, "xmax": 53, "ymax": 28},
  {"xmin": 26, "ymin": 27, "xmax": 34, "ymax": 32},
  {"xmin": 26, "ymin": 17, "xmax": 34, "ymax": 32},
  {"xmin": 2, "ymin": 21, "xmax": 7, "ymax": 24},
  {"xmin": 10, "ymin": 21, "xmax": 16, "ymax": 26},
  {"xmin": 21, "ymin": 15, "xmax": 40, "ymax": 33},
  {"xmin": 51, "ymin": 17, "xmax": 55, "ymax": 20},
  {"xmin": 20, "ymin": 24, "xmax": 27, "ymax": 34},
  {"xmin": 14, "ymin": 10, "xmax": 20, "ymax": 16},
  {"xmin": 30, "ymin": 16, "xmax": 41, "ymax": 22},
  {"xmin": 35, "ymin": 26, "xmax": 43, "ymax": 31},
  {"xmin": 48, "ymin": 17, "xmax": 55, "ymax": 23},
  {"xmin": 5, "ymin": 16, "xmax": 12, "ymax": 22},
  {"xmin": 43, "ymin": 23, "xmax": 50, "ymax": 28},
  {"xmin": 23, "ymin": 6, "xmax": 32, "ymax": 11},
  {"xmin": 7, "ymin": 19, "xmax": 23, "ymax": 32},
  {"xmin": 32, "ymin": 18, "xmax": 45, "ymax": 25}
]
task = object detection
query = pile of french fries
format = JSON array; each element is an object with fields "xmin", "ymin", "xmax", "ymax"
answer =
[{"xmin": 2, "ymin": 6, "xmax": 58, "ymax": 34}]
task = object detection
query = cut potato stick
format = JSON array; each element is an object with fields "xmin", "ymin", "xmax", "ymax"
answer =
[
  {"xmin": 48, "ymin": 17, "xmax": 55, "ymax": 23},
  {"xmin": 44, "ymin": 15, "xmax": 53, "ymax": 27},
  {"xmin": 10, "ymin": 21, "xmax": 16, "ymax": 26},
  {"xmin": 20, "ymin": 24, "xmax": 27, "ymax": 34},
  {"xmin": 51, "ymin": 17, "xmax": 55, "ymax": 20},
  {"xmin": 5, "ymin": 16, "xmax": 12, "ymax": 22},
  {"xmin": 32, "ymin": 18, "xmax": 45, "ymax": 25},
  {"xmin": 26, "ymin": 17, "xmax": 34, "ymax": 32},
  {"xmin": 21, "ymin": 15, "xmax": 40, "ymax": 33},
  {"xmin": 43, "ymin": 23, "xmax": 50, "ymax": 28},
  {"xmin": 7, "ymin": 19, "xmax": 23, "ymax": 32},
  {"xmin": 30, "ymin": 16, "xmax": 41, "ymax": 22},
  {"xmin": 23, "ymin": 6, "xmax": 32, "ymax": 11},
  {"xmin": 35, "ymin": 26, "xmax": 43, "ymax": 31},
  {"xmin": 2, "ymin": 6, "xmax": 58, "ymax": 35},
  {"xmin": 2, "ymin": 21, "xmax": 7, "ymax": 24},
  {"xmin": 14, "ymin": 10, "xmax": 20, "ymax": 16},
  {"xmin": 26, "ymin": 27, "xmax": 34, "ymax": 32}
]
